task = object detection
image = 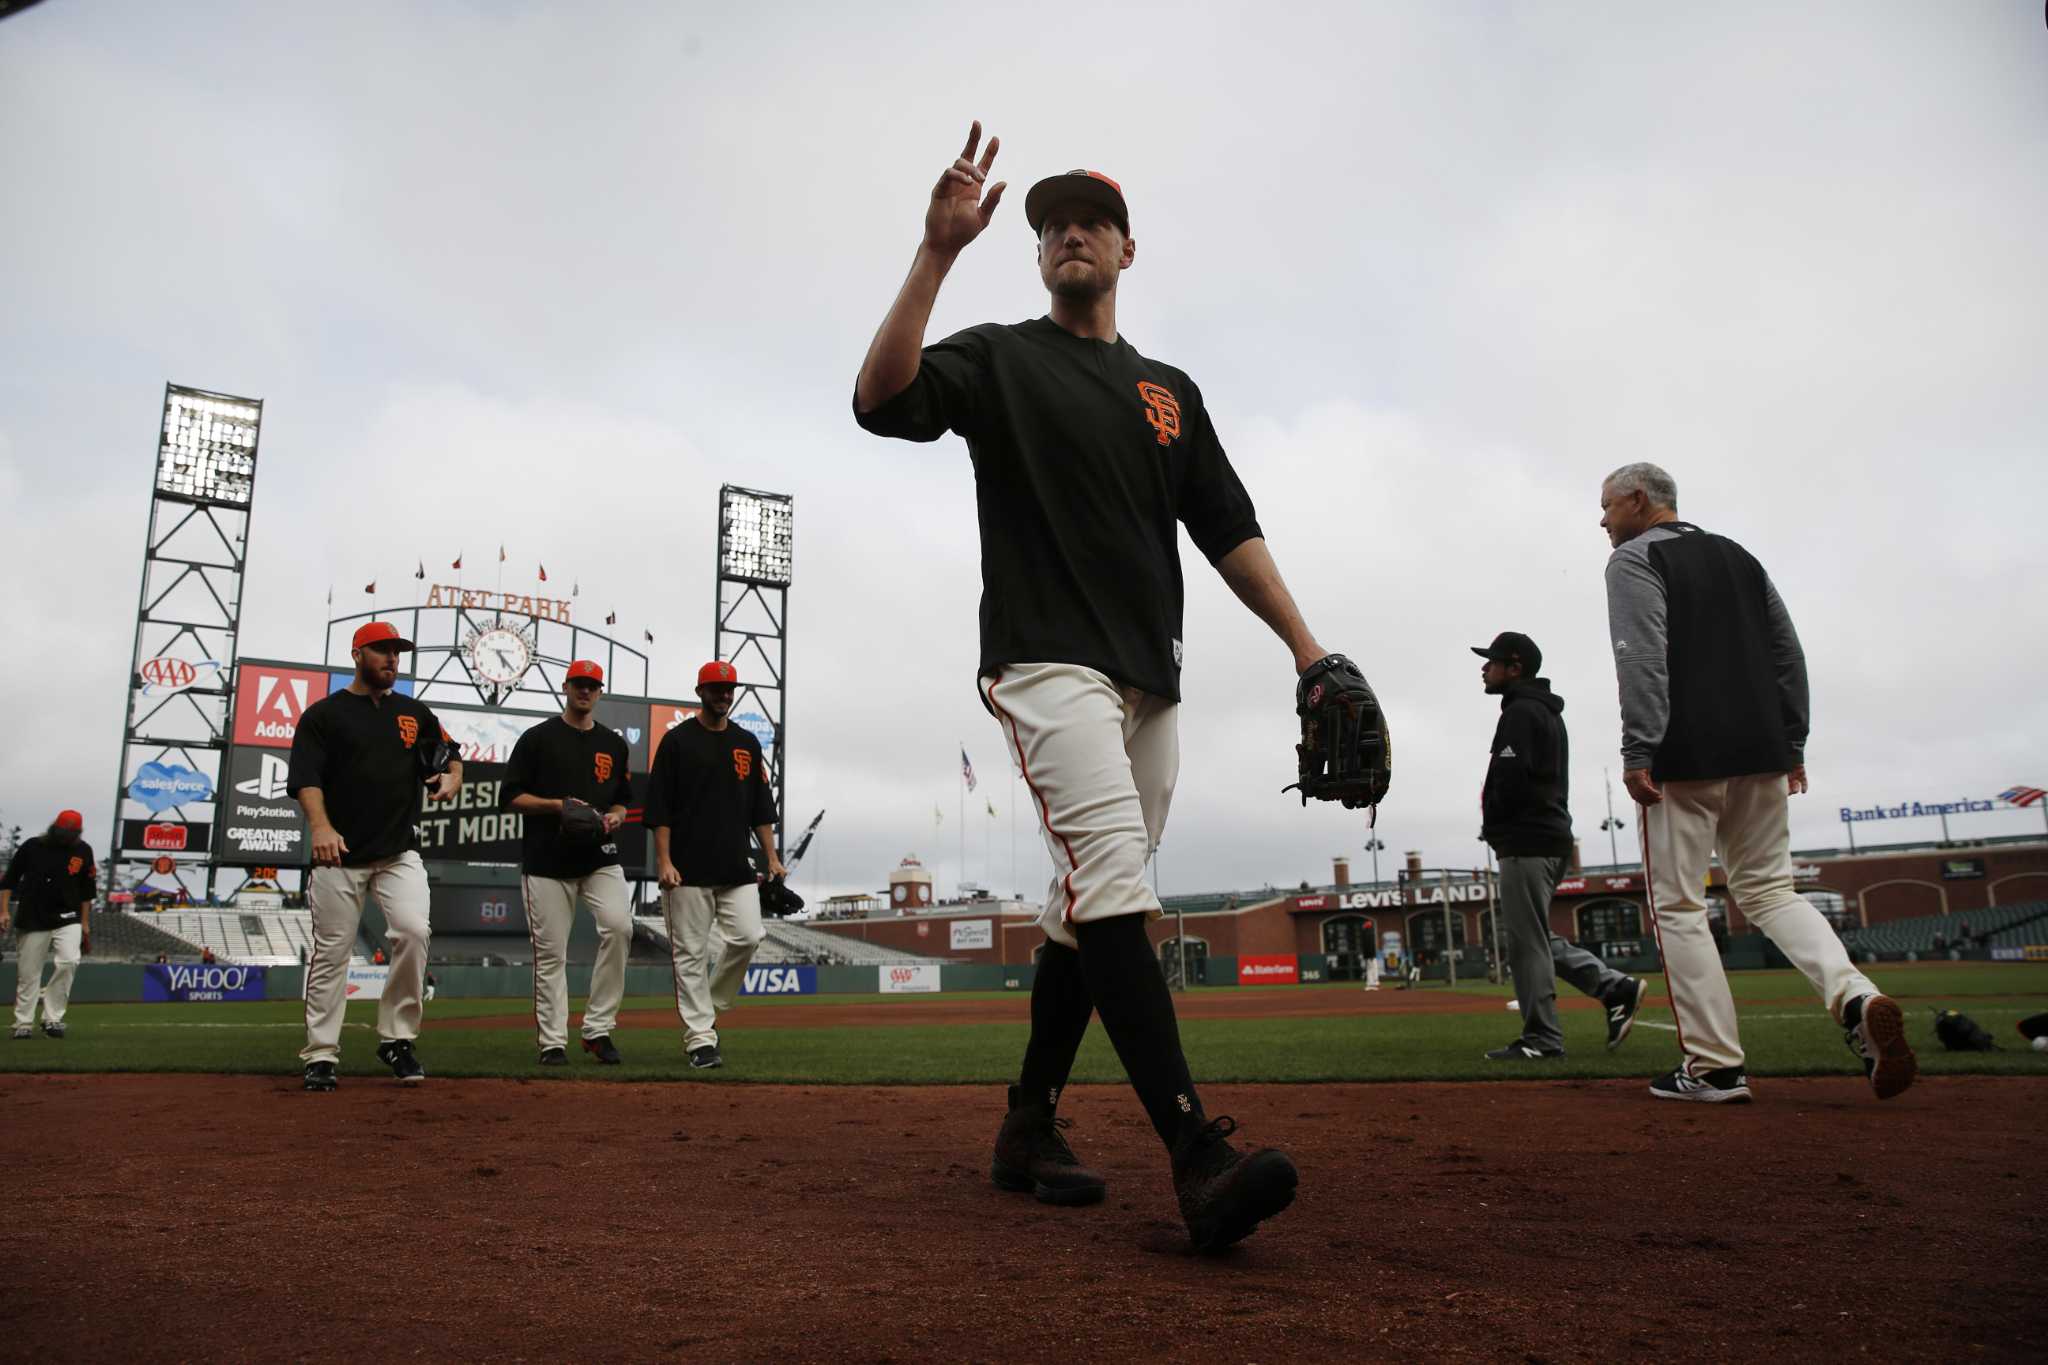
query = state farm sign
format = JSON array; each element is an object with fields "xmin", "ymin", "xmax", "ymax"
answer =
[
  {"xmin": 1238, "ymin": 955, "xmax": 1300, "ymax": 985},
  {"xmin": 234, "ymin": 665, "xmax": 324, "ymax": 747}
]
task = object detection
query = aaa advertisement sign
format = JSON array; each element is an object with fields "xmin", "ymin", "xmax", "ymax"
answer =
[
  {"xmin": 138, "ymin": 656, "xmax": 224, "ymax": 696},
  {"xmin": 880, "ymin": 963, "xmax": 941, "ymax": 994}
]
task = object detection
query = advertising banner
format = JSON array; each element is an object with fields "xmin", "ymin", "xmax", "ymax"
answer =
[
  {"xmin": 219, "ymin": 747, "xmax": 308, "ymax": 864},
  {"xmin": 880, "ymin": 963, "xmax": 942, "ymax": 994},
  {"xmin": 345, "ymin": 964, "xmax": 390, "ymax": 1000},
  {"xmin": 233, "ymin": 664, "xmax": 326, "ymax": 748},
  {"xmin": 949, "ymin": 919, "xmax": 993, "ymax": 951},
  {"xmin": 647, "ymin": 703, "xmax": 701, "ymax": 766},
  {"xmin": 143, "ymin": 964, "xmax": 268, "ymax": 1003},
  {"xmin": 739, "ymin": 964, "xmax": 818, "ymax": 996},
  {"xmin": 138, "ymin": 655, "xmax": 224, "ymax": 698},
  {"xmin": 128, "ymin": 761, "xmax": 215, "ymax": 814},
  {"xmin": 122, "ymin": 819, "xmax": 212, "ymax": 854},
  {"xmin": 1238, "ymin": 955, "xmax": 1300, "ymax": 985}
]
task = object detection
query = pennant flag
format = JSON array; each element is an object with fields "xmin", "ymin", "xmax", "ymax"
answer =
[
  {"xmin": 326, "ymin": 585, "xmax": 333, "ymax": 606},
  {"xmin": 960, "ymin": 745, "xmax": 977, "ymax": 792},
  {"xmin": 414, "ymin": 560, "xmax": 425, "ymax": 580},
  {"xmin": 363, "ymin": 581, "xmax": 376, "ymax": 594},
  {"xmin": 538, "ymin": 563, "xmax": 548, "ymax": 583},
  {"xmin": 499, "ymin": 545, "xmax": 507, "ymax": 563},
  {"xmin": 933, "ymin": 803, "xmax": 943, "ymax": 828},
  {"xmin": 986, "ymin": 797, "xmax": 997, "ymax": 818},
  {"xmin": 2000, "ymin": 785, "xmax": 2046, "ymax": 808},
  {"xmin": 572, "ymin": 581, "xmax": 580, "ymax": 597},
  {"xmin": 644, "ymin": 629, "xmax": 654, "ymax": 643},
  {"xmin": 606, "ymin": 611, "xmax": 617, "ymax": 625},
  {"xmin": 452, "ymin": 551, "xmax": 463, "ymax": 570}
]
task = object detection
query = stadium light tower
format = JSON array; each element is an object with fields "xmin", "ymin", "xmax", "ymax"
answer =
[
  {"xmin": 108, "ymin": 385, "xmax": 265, "ymax": 908},
  {"xmin": 714, "ymin": 485, "xmax": 794, "ymax": 849}
]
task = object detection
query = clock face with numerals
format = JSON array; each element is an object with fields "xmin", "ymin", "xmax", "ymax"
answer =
[{"xmin": 470, "ymin": 627, "xmax": 532, "ymax": 686}]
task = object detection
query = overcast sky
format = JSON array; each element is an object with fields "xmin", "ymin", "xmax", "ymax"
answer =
[{"xmin": 2, "ymin": 1, "xmax": 2044, "ymax": 903}]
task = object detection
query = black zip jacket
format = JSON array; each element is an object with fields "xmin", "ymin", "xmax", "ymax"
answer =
[{"xmin": 1481, "ymin": 679, "xmax": 1575, "ymax": 858}]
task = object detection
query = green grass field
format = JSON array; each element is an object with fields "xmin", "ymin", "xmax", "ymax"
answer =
[{"xmin": 4, "ymin": 963, "xmax": 2043, "ymax": 1085}]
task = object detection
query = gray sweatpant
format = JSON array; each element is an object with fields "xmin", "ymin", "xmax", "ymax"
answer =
[{"xmin": 1498, "ymin": 854, "xmax": 1630, "ymax": 1050}]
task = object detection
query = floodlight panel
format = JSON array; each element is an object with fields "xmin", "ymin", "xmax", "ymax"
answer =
[
  {"xmin": 718, "ymin": 487, "xmax": 794, "ymax": 585},
  {"xmin": 156, "ymin": 387, "xmax": 261, "ymax": 506}
]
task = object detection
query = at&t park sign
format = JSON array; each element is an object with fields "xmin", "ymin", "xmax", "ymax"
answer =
[
  {"xmin": 1839, "ymin": 796, "xmax": 2002, "ymax": 824},
  {"xmin": 422, "ymin": 583, "xmax": 575, "ymax": 623}
]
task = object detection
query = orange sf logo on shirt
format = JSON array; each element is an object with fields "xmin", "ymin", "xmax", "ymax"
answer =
[
  {"xmin": 594, "ymin": 752, "xmax": 614, "ymax": 782},
  {"xmin": 67, "ymin": 856, "xmax": 84, "ymax": 876},
  {"xmin": 396, "ymin": 715, "xmax": 419, "ymax": 748},
  {"xmin": 1137, "ymin": 381, "xmax": 1181, "ymax": 446},
  {"xmin": 733, "ymin": 749, "xmax": 752, "ymax": 780}
]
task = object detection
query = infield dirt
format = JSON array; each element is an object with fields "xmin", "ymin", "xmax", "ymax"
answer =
[{"xmin": 4, "ymin": 1072, "xmax": 2040, "ymax": 1362}]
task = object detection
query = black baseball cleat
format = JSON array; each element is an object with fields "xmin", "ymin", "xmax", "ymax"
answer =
[
  {"xmin": 42, "ymin": 1022, "xmax": 65, "ymax": 1040},
  {"xmin": 687, "ymin": 1045, "xmax": 723, "ymax": 1070},
  {"xmin": 1604, "ymin": 977, "xmax": 1648, "ymax": 1050},
  {"xmin": 582, "ymin": 1035, "xmax": 623, "ymax": 1066},
  {"xmin": 376, "ymin": 1039, "xmax": 426, "ymax": 1085},
  {"xmin": 1843, "ymin": 994, "xmax": 1917, "ymax": 1100},
  {"xmin": 538, "ymin": 1047, "xmax": 568, "ymax": 1066},
  {"xmin": 303, "ymin": 1061, "xmax": 339, "ymax": 1092},
  {"xmin": 1172, "ymin": 1116, "xmax": 1298, "ymax": 1254},
  {"xmin": 1649, "ymin": 1065, "xmax": 1752, "ymax": 1103},
  {"xmin": 12, "ymin": 1025, "xmax": 34, "ymax": 1040},
  {"xmin": 1485, "ymin": 1038, "xmax": 1565, "ymax": 1061},
  {"xmin": 991, "ymin": 1085, "xmax": 1107, "ymax": 1206}
]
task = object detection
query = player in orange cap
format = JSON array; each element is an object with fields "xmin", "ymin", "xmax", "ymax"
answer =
[{"xmin": 2, "ymin": 809, "xmax": 96, "ymax": 1039}]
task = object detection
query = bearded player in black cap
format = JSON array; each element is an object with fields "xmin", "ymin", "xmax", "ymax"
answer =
[{"xmin": 853, "ymin": 122, "xmax": 1347, "ymax": 1252}]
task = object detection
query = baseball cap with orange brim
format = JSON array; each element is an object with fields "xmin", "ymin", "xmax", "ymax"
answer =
[
  {"xmin": 352, "ymin": 621, "xmax": 415, "ymax": 652},
  {"xmin": 1024, "ymin": 170, "xmax": 1129, "ymax": 236}
]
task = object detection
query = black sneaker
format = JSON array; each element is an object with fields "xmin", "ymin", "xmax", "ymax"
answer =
[
  {"xmin": 1604, "ymin": 977, "xmax": 1648, "ymax": 1050},
  {"xmin": 991, "ymin": 1085, "xmax": 1107, "ymax": 1206},
  {"xmin": 1648, "ymin": 1065, "xmax": 1751, "ymax": 1103},
  {"xmin": 1172, "ymin": 1116, "xmax": 1298, "ymax": 1254},
  {"xmin": 376, "ymin": 1039, "xmax": 426, "ymax": 1085},
  {"xmin": 303, "ymin": 1061, "xmax": 339, "ymax": 1092},
  {"xmin": 1843, "ymin": 994, "xmax": 1917, "ymax": 1100},
  {"xmin": 582, "ymin": 1035, "xmax": 623, "ymax": 1066},
  {"xmin": 538, "ymin": 1046, "xmax": 568, "ymax": 1066},
  {"xmin": 1484, "ymin": 1038, "xmax": 1565, "ymax": 1060},
  {"xmin": 41, "ymin": 1022, "xmax": 65, "ymax": 1040},
  {"xmin": 687, "ymin": 1045, "xmax": 723, "ymax": 1070},
  {"xmin": 12, "ymin": 1025, "xmax": 34, "ymax": 1040}
]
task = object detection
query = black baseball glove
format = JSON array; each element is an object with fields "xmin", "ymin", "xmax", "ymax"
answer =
[
  {"xmin": 558, "ymin": 798, "xmax": 606, "ymax": 846},
  {"xmin": 758, "ymin": 876, "xmax": 804, "ymax": 919},
  {"xmin": 418, "ymin": 737, "xmax": 460, "ymax": 785},
  {"xmin": 1284, "ymin": 653, "xmax": 1391, "ymax": 816}
]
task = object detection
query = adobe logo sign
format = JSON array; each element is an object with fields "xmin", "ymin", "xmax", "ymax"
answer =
[{"xmin": 234, "ymin": 666, "xmax": 326, "ymax": 747}]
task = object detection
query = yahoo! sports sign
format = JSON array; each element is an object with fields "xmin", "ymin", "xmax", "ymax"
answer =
[{"xmin": 143, "ymin": 964, "xmax": 268, "ymax": 1003}]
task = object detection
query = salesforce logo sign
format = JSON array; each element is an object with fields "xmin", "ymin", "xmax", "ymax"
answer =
[{"xmin": 129, "ymin": 762, "xmax": 216, "ymax": 815}]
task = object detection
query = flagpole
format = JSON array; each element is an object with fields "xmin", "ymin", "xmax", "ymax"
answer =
[
  {"xmin": 1010, "ymin": 765, "xmax": 1017, "ymax": 898},
  {"xmin": 958, "ymin": 760, "xmax": 965, "ymax": 900}
]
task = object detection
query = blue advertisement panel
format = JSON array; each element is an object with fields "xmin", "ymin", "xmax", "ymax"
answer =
[
  {"xmin": 738, "ymin": 964, "xmax": 817, "ymax": 997},
  {"xmin": 143, "ymin": 964, "xmax": 269, "ymax": 1002}
]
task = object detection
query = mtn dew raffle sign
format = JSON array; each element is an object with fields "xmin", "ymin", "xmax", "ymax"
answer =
[{"xmin": 1841, "ymin": 786, "xmax": 2045, "ymax": 824}]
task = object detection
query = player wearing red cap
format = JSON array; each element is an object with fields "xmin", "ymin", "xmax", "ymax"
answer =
[
  {"xmin": 644, "ymin": 660, "xmax": 786, "ymax": 1069},
  {"xmin": 502, "ymin": 660, "xmax": 635, "ymax": 1066},
  {"xmin": 287, "ymin": 622, "xmax": 461, "ymax": 1091},
  {"xmin": 854, "ymin": 123, "xmax": 1336, "ymax": 1250},
  {"xmin": 2, "ymin": 809, "xmax": 96, "ymax": 1039}
]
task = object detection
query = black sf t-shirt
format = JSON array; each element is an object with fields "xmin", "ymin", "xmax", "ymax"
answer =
[
  {"xmin": 0, "ymin": 836, "xmax": 96, "ymax": 931},
  {"xmin": 501, "ymin": 716, "xmax": 634, "ymax": 879},
  {"xmin": 854, "ymin": 317, "xmax": 1263, "ymax": 701},
  {"xmin": 286, "ymin": 689, "xmax": 449, "ymax": 867},
  {"xmin": 644, "ymin": 719, "xmax": 777, "ymax": 887}
]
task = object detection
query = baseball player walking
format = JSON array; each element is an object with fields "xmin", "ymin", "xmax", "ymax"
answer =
[
  {"xmin": 2, "ymin": 810, "xmax": 95, "ymax": 1039},
  {"xmin": 287, "ymin": 621, "xmax": 461, "ymax": 1091},
  {"xmin": 854, "ymin": 122, "xmax": 1338, "ymax": 1251},
  {"xmin": 1600, "ymin": 463, "xmax": 1916, "ymax": 1102},
  {"xmin": 503, "ymin": 660, "xmax": 635, "ymax": 1066},
  {"xmin": 1472, "ymin": 632, "xmax": 1645, "ymax": 1060},
  {"xmin": 645, "ymin": 660, "xmax": 786, "ymax": 1070}
]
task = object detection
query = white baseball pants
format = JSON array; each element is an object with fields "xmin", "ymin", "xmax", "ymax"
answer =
[
  {"xmin": 982, "ymin": 663, "xmax": 1177, "ymax": 950},
  {"xmin": 523, "ymin": 865, "xmax": 632, "ymax": 1051},
  {"xmin": 12, "ymin": 924, "xmax": 82, "ymax": 1029},
  {"xmin": 662, "ymin": 883, "xmax": 764, "ymax": 1052},
  {"xmin": 302, "ymin": 851, "xmax": 432, "ymax": 1064},
  {"xmin": 1641, "ymin": 773, "xmax": 1876, "ymax": 1074}
]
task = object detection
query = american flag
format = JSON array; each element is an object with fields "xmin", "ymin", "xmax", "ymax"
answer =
[
  {"xmin": 1999, "ymin": 785, "xmax": 2045, "ymax": 808},
  {"xmin": 960, "ymin": 745, "xmax": 977, "ymax": 792}
]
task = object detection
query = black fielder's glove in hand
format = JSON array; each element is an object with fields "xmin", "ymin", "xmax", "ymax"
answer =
[
  {"xmin": 418, "ymin": 738, "xmax": 459, "ymax": 784},
  {"xmin": 1284, "ymin": 653, "xmax": 1391, "ymax": 816},
  {"xmin": 558, "ymin": 798, "xmax": 606, "ymax": 846},
  {"xmin": 758, "ymin": 876, "xmax": 804, "ymax": 919}
]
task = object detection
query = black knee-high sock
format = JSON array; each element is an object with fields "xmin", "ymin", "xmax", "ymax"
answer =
[
  {"xmin": 1016, "ymin": 941, "xmax": 1093, "ymax": 1109},
  {"xmin": 1073, "ymin": 915, "xmax": 1206, "ymax": 1152}
]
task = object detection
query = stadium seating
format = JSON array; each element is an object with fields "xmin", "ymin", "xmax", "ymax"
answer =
[
  {"xmin": 1842, "ymin": 901, "xmax": 2047, "ymax": 956},
  {"xmin": 15, "ymin": 910, "xmax": 198, "ymax": 963},
  {"xmin": 631, "ymin": 913, "xmax": 940, "ymax": 967},
  {"xmin": 141, "ymin": 909, "xmax": 314, "ymax": 965}
]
